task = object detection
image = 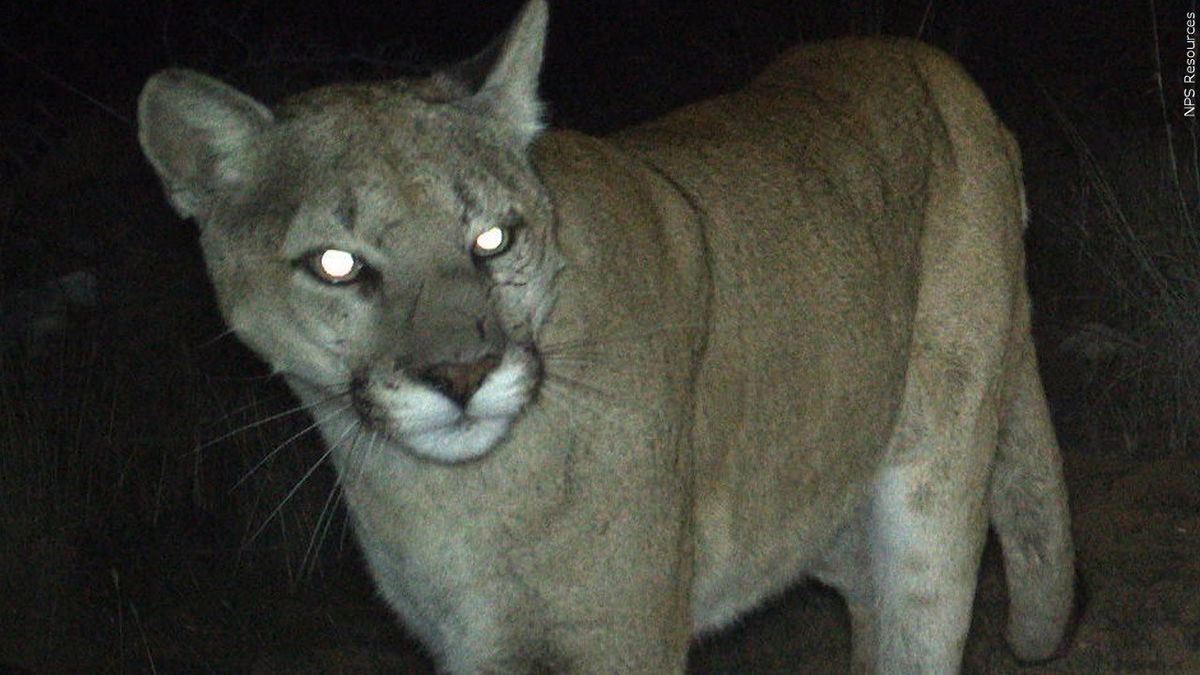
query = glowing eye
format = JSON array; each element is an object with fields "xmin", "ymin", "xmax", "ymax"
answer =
[
  {"xmin": 307, "ymin": 248, "xmax": 362, "ymax": 283},
  {"xmin": 318, "ymin": 249, "xmax": 356, "ymax": 277},
  {"xmin": 472, "ymin": 226, "xmax": 510, "ymax": 257}
]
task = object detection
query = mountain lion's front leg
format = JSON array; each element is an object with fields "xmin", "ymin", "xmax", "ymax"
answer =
[
  {"xmin": 341, "ymin": 415, "xmax": 697, "ymax": 674},
  {"xmin": 492, "ymin": 477, "xmax": 695, "ymax": 674},
  {"xmin": 503, "ymin": 428, "xmax": 695, "ymax": 673}
]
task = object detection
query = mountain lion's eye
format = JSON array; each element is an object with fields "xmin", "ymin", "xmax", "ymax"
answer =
[
  {"xmin": 472, "ymin": 225, "xmax": 512, "ymax": 258},
  {"xmin": 306, "ymin": 249, "xmax": 363, "ymax": 284}
]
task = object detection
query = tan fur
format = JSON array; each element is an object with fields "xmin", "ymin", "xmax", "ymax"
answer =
[{"xmin": 138, "ymin": 1, "xmax": 1073, "ymax": 672}]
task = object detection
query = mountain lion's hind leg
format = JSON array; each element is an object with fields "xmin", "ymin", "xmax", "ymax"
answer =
[
  {"xmin": 817, "ymin": 392, "xmax": 997, "ymax": 675},
  {"xmin": 868, "ymin": 346, "xmax": 1003, "ymax": 672}
]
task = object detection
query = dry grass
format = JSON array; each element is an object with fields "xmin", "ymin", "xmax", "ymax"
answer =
[
  {"xmin": 0, "ymin": 316, "xmax": 348, "ymax": 669},
  {"xmin": 1052, "ymin": 115, "xmax": 1200, "ymax": 456}
]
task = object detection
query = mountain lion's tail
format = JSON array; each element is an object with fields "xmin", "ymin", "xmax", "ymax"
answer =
[{"xmin": 990, "ymin": 318, "xmax": 1075, "ymax": 661}]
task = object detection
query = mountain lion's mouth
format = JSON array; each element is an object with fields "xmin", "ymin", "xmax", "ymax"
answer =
[{"xmin": 351, "ymin": 346, "xmax": 539, "ymax": 463}]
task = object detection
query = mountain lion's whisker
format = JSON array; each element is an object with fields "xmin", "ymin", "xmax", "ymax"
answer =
[{"xmin": 231, "ymin": 401, "xmax": 354, "ymax": 490}]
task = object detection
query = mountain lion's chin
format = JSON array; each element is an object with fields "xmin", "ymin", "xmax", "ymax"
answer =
[
  {"xmin": 368, "ymin": 349, "xmax": 539, "ymax": 464},
  {"xmin": 398, "ymin": 414, "xmax": 520, "ymax": 464}
]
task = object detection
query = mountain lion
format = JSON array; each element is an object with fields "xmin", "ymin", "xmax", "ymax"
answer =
[{"xmin": 138, "ymin": 1, "xmax": 1074, "ymax": 671}]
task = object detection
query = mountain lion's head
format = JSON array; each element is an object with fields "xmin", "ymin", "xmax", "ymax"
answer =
[{"xmin": 138, "ymin": 2, "xmax": 560, "ymax": 463}]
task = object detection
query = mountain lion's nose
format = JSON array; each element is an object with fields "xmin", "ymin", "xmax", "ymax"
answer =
[{"xmin": 414, "ymin": 356, "xmax": 501, "ymax": 408}]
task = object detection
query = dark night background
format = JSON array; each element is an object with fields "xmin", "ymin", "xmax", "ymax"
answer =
[{"xmin": 1, "ymin": 0, "xmax": 1198, "ymax": 672}]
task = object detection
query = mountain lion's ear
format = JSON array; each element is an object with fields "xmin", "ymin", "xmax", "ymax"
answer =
[
  {"xmin": 450, "ymin": 0, "xmax": 549, "ymax": 147},
  {"xmin": 137, "ymin": 69, "xmax": 274, "ymax": 220}
]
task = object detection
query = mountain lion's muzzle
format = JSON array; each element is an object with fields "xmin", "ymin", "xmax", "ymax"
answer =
[{"xmin": 349, "ymin": 343, "xmax": 540, "ymax": 463}]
